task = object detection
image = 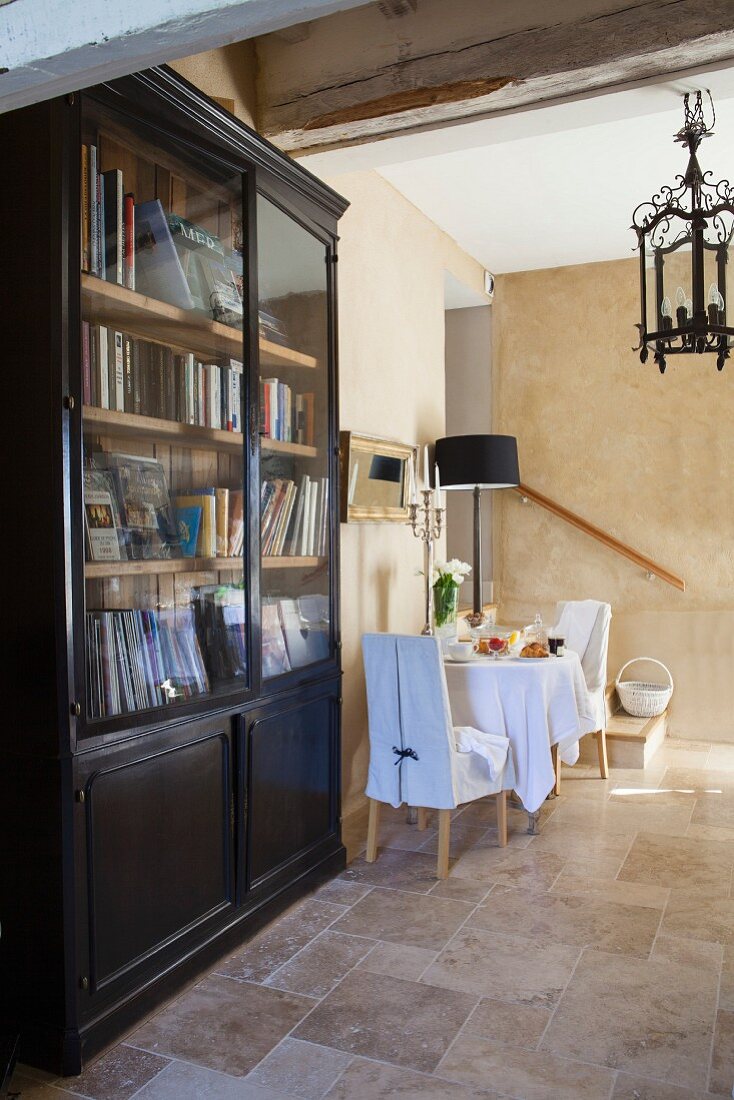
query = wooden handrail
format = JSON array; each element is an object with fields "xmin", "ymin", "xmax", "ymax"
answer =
[{"xmin": 514, "ymin": 482, "xmax": 685, "ymax": 592}]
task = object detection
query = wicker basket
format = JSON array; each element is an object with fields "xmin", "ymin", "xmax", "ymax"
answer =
[{"xmin": 615, "ymin": 658, "xmax": 673, "ymax": 718}]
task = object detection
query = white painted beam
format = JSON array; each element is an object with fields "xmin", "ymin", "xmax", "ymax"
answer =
[
  {"xmin": 255, "ymin": 0, "xmax": 734, "ymax": 151},
  {"xmin": 0, "ymin": 0, "xmax": 367, "ymax": 114}
]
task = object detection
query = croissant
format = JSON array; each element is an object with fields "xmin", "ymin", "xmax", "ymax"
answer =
[{"xmin": 520, "ymin": 642, "xmax": 549, "ymax": 658}]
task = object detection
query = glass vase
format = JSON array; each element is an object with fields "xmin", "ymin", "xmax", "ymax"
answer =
[{"xmin": 433, "ymin": 582, "xmax": 459, "ymax": 648}]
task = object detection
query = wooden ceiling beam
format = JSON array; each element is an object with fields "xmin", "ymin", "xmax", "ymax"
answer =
[{"xmin": 255, "ymin": 0, "xmax": 734, "ymax": 152}]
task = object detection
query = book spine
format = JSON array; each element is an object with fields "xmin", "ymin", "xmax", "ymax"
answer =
[
  {"xmin": 97, "ymin": 170, "xmax": 106, "ymax": 281},
  {"xmin": 81, "ymin": 321, "xmax": 91, "ymax": 406},
  {"xmin": 81, "ymin": 145, "xmax": 90, "ymax": 273},
  {"xmin": 114, "ymin": 331, "xmax": 125, "ymax": 411},
  {"xmin": 123, "ymin": 335, "xmax": 134, "ymax": 413},
  {"xmin": 185, "ymin": 354, "xmax": 195, "ymax": 424},
  {"xmin": 232, "ymin": 361, "xmax": 242, "ymax": 433},
  {"xmin": 124, "ymin": 194, "xmax": 135, "ymax": 290},
  {"xmin": 132, "ymin": 338, "xmax": 142, "ymax": 415},
  {"xmin": 99, "ymin": 327, "xmax": 109, "ymax": 409},
  {"xmin": 89, "ymin": 324, "xmax": 98, "ymax": 408},
  {"xmin": 157, "ymin": 345, "xmax": 165, "ymax": 420},
  {"xmin": 215, "ymin": 488, "xmax": 229, "ymax": 557},
  {"xmin": 89, "ymin": 145, "xmax": 98, "ymax": 276}
]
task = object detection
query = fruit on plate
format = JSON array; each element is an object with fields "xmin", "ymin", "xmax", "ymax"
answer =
[
  {"xmin": 508, "ymin": 630, "xmax": 520, "ymax": 646},
  {"xmin": 488, "ymin": 636, "xmax": 508, "ymax": 654}
]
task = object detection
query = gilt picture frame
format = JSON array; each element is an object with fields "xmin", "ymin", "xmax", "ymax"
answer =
[{"xmin": 340, "ymin": 432, "xmax": 417, "ymax": 523}]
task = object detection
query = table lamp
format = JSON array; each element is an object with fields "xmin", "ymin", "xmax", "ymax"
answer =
[{"xmin": 434, "ymin": 434, "xmax": 520, "ymax": 627}]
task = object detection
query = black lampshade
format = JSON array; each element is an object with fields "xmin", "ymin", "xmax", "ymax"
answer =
[{"xmin": 434, "ymin": 435, "xmax": 520, "ymax": 490}]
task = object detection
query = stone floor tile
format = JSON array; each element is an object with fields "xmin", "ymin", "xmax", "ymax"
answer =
[
  {"xmin": 340, "ymin": 848, "xmax": 439, "ymax": 893},
  {"xmin": 541, "ymin": 949, "xmax": 718, "ymax": 1090},
  {"xmin": 437, "ymin": 1032, "xmax": 615, "ymax": 1098},
  {"xmin": 421, "ymin": 926, "xmax": 579, "ymax": 1008},
  {"xmin": 312, "ymin": 879, "xmax": 371, "ymax": 907},
  {"xmin": 469, "ymin": 885, "xmax": 661, "ymax": 956},
  {"xmin": 463, "ymin": 997, "xmax": 552, "ymax": 1049},
  {"xmin": 8, "ymin": 1077, "xmax": 67, "ymax": 1099},
  {"xmin": 292, "ymin": 969, "xmax": 476, "ymax": 1073},
  {"xmin": 527, "ymin": 821, "xmax": 631, "ymax": 861},
  {"xmin": 660, "ymin": 768, "xmax": 734, "ymax": 793},
  {"xmin": 547, "ymin": 798, "xmax": 693, "ymax": 837},
  {"xmin": 551, "ymin": 869, "xmax": 669, "ymax": 909},
  {"xmin": 662, "ymin": 891, "xmax": 734, "ymax": 946},
  {"xmin": 129, "ymin": 974, "xmax": 314, "ymax": 1077},
  {"xmin": 377, "ymin": 819, "xmax": 439, "ymax": 851},
  {"xmin": 331, "ymin": 886, "xmax": 473, "ymax": 951},
  {"xmin": 323, "ymin": 1057, "xmax": 498, "ymax": 1098},
  {"xmin": 691, "ymin": 797, "xmax": 734, "ymax": 833},
  {"xmin": 449, "ymin": 847, "xmax": 566, "ymax": 891},
  {"xmin": 130, "ymin": 1061, "xmax": 291, "ymax": 1099},
  {"xmin": 246, "ymin": 1039, "xmax": 352, "ymax": 1099},
  {"xmin": 709, "ymin": 1009, "xmax": 734, "ymax": 1096},
  {"xmin": 54, "ymin": 1046, "xmax": 169, "ymax": 1100},
  {"xmin": 651, "ymin": 934, "xmax": 723, "ymax": 971},
  {"xmin": 216, "ymin": 900, "xmax": 346, "ymax": 983},
  {"xmin": 719, "ymin": 947, "xmax": 734, "ymax": 1011},
  {"xmin": 608, "ymin": 786, "xmax": 697, "ymax": 807},
  {"xmin": 428, "ymin": 877, "xmax": 493, "ymax": 903},
  {"xmin": 611, "ymin": 1071, "xmax": 708, "ymax": 1098},
  {"xmin": 688, "ymin": 822, "xmax": 734, "ymax": 843},
  {"xmin": 618, "ymin": 832, "xmax": 734, "ymax": 894},
  {"xmin": 706, "ymin": 746, "xmax": 734, "ymax": 772},
  {"xmin": 263, "ymin": 932, "xmax": 373, "ymax": 998},
  {"xmin": 419, "ymin": 824, "xmax": 493, "ymax": 859},
  {"xmin": 357, "ymin": 941, "xmax": 437, "ymax": 981}
]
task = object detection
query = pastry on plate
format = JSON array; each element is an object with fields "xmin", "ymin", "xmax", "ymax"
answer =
[{"xmin": 519, "ymin": 642, "xmax": 549, "ymax": 658}]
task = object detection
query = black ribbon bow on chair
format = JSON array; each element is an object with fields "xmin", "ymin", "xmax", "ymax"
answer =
[{"xmin": 392, "ymin": 745, "xmax": 419, "ymax": 803}]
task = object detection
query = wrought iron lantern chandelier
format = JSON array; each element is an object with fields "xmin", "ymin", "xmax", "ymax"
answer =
[{"xmin": 633, "ymin": 91, "xmax": 734, "ymax": 373}]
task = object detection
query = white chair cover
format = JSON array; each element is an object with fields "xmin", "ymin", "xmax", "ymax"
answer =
[
  {"xmin": 554, "ymin": 600, "xmax": 612, "ymax": 732},
  {"xmin": 362, "ymin": 633, "xmax": 515, "ymax": 810}
]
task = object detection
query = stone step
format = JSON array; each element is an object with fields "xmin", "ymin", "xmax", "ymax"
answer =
[{"xmin": 579, "ymin": 704, "xmax": 668, "ymax": 769}]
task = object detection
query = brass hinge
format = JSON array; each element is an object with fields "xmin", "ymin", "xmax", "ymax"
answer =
[
  {"xmin": 79, "ymin": 976, "xmax": 88, "ymax": 990},
  {"xmin": 75, "ymin": 789, "xmax": 86, "ymax": 804}
]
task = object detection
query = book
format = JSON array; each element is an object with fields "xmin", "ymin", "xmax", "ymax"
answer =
[
  {"xmin": 215, "ymin": 487, "xmax": 229, "ymax": 557},
  {"xmin": 192, "ymin": 584, "xmax": 247, "ymax": 686},
  {"xmin": 105, "ymin": 453, "xmax": 181, "ymax": 560},
  {"xmin": 175, "ymin": 490, "xmax": 216, "ymax": 557},
  {"xmin": 89, "ymin": 145, "xmax": 98, "ymax": 276},
  {"xmin": 97, "ymin": 326, "xmax": 109, "ymax": 410},
  {"xmin": 82, "ymin": 321, "xmax": 91, "ymax": 406},
  {"xmin": 113, "ymin": 331, "xmax": 124, "ymax": 411},
  {"xmin": 176, "ymin": 505, "xmax": 202, "ymax": 558},
  {"xmin": 81, "ymin": 145, "xmax": 90, "ymax": 273},
  {"xmin": 134, "ymin": 199, "xmax": 195, "ymax": 310},
  {"xmin": 227, "ymin": 490, "xmax": 244, "ymax": 556},
  {"xmin": 261, "ymin": 601, "xmax": 291, "ymax": 679},
  {"xmin": 102, "ymin": 169, "xmax": 124, "ymax": 286},
  {"xmin": 83, "ymin": 469, "xmax": 124, "ymax": 562},
  {"xmin": 123, "ymin": 193, "xmax": 135, "ymax": 290}
]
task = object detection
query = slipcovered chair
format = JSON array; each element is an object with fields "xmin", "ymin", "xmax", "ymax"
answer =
[
  {"xmin": 362, "ymin": 634, "xmax": 516, "ymax": 879},
  {"xmin": 551, "ymin": 600, "xmax": 612, "ymax": 792}
]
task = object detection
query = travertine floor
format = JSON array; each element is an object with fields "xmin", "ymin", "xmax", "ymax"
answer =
[{"xmin": 13, "ymin": 738, "xmax": 734, "ymax": 1099}]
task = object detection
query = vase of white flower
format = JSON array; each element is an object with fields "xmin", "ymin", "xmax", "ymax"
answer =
[{"xmin": 432, "ymin": 560, "xmax": 471, "ymax": 646}]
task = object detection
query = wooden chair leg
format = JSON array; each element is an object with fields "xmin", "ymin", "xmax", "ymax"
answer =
[
  {"xmin": 366, "ymin": 799, "xmax": 381, "ymax": 863},
  {"xmin": 416, "ymin": 807, "xmax": 429, "ymax": 830},
  {"xmin": 551, "ymin": 743, "xmax": 562, "ymax": 796},
  {"xmin": 437, "ymin": 809, "xmax": 451, "ymax": 879},
  {"xmin": 596, "ymin": 729, "xmax": 609, "ymax": 779},
  {"xmin": 496, "ymin": 790, "xmax": 508, "ymax": 847}
]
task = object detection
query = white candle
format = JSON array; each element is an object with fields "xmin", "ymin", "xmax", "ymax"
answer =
[
  {"xmin": 422, "ymin": 445, "xmax": 429, "ymax": 489},
  {"xmin": 434, "ymin": 462, "xmax": 441, "ymax": 507},
  {"xmin": 409, "ymin": 454, "xmax": 417, "ymax": 504}
]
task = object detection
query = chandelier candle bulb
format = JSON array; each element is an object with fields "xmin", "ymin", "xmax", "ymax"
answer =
[
  {"xmin": 661, "ymin": 296, "xmax": 673, "ymax": 330},
  {"xmin": 708, "ymin": 284, "xmax": 720, "ymax": 325}
]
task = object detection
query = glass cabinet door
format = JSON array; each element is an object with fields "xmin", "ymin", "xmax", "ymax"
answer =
[
  {"xmin": 256, "ymin": 195, "xmax": 332, "ymax": 679},
  {"xmin": 80, "ymin": 100, "xmax": 249, "ymax": 722}
]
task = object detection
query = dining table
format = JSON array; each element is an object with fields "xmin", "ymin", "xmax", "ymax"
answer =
[{"xmin": 443, "ymin": 649, "xmax": 597, "ymax": 830}]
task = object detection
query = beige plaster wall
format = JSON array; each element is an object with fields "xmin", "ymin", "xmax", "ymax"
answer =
[
  {"xmin": 328, "ymin": 171, "xmax": 485, "ymax": 817},
  {"xmin": 170, "ymin": 41, "xmax": 256, "ymax": 126},
  {"xmin": 445, "ymin": 305, "xmax": 494, "ymax": 598},
  {"xmin": 493, "ymin": 255, "xmax": 734, "ymax": 740}
]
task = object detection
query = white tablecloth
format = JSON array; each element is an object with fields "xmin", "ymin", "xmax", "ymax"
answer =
[{"xmin": 444, "ymin": 652, "xmax": 596, "ymax": 813}]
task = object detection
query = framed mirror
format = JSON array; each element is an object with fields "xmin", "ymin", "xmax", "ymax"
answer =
[{"xmin": 340, "ymin": 432, "xmax": 417, "ymax": 523}]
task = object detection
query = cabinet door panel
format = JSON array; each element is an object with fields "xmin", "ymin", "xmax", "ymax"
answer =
[
  {"xmin": 85, "ymin": 731, "xmax": 232, "ymax": 990},
  {"xmin": 247, "ymin": 693, "xmax": 336, "ymax": 887}
]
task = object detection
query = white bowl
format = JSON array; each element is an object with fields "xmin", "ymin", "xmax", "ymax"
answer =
[{"xmin": 448, "ymin": 642, "xmax": 474, "ymax": 662}]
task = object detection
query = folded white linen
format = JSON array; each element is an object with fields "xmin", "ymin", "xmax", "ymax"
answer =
[{"xmin": 454, "ymin": 726, "xmax": 509, "ymax": 781}]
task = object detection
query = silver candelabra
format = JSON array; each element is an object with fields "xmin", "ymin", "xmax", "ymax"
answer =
[{"xmin": 408, "ymin": 489, "xmax": 444, "ymax": 635}]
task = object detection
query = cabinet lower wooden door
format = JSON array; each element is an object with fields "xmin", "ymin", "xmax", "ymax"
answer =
[
  {"xmin": 245, "ymin": 687, "xmax": 338, "ymax": 890},
  {"xmin": 78, "ymin": 723, "xmax": 234, "ymax": 1003}
]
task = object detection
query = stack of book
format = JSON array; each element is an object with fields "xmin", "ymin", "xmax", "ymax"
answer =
[
  {"xmin": 261, "ymin": 475, "xmax": 328, "ymax": 557},
  {"xmin": 82, "ymin": 322, "xmax": 243, "ymax": 431},
  {"xmin": 260, "ymin": 378, "xmax": 314, "ymax": 445},
  {"xmin": 174, "ymin": 487, "xmax": 244, "ymax": 559},
  {"xmin": 86, "ymin": 607, "xmax": 209, "ymax": 718},
  {"xmin": 192, "ymin": 584, "xmax": 247, "ymax": 686},
  {"xmin": 261, "ymin": 595, "xmax": 329, "ymax": 677},
  {"xmin": 80, "ymin": 144, "xmax": 135, "ymax": 289}
]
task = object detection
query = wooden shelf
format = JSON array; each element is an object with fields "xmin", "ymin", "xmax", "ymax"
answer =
[
  {"xmin": 81, "ymin": 274, "xmax": 319, "ymax": 369},
  {"xmin": 85, "ymin": 556, "xmax": 243, "ymax": 578},
  {"xmin": 83, "ymin": 406, "xmax": 320, "ymax": 459},
  {"xmin": 262, "ymin": 556, "xmax": 326, "ymax": 569},
  {"xmin": 85, "ymin": 554, "xmax": 326, "ymax": 578}
]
